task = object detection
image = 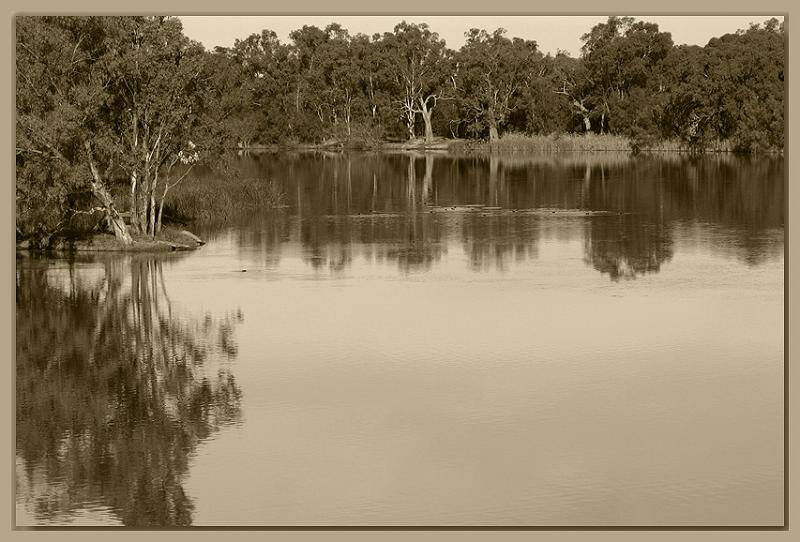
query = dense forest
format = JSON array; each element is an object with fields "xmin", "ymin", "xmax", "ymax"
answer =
[{"xmin": 16, "ymin": 16, "xmax": 785, "ymax": 243}]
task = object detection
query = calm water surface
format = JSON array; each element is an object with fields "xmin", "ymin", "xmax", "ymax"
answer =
[{"xmin": 16, "ymin": 152, "xmax": 784, "ymax": 526}]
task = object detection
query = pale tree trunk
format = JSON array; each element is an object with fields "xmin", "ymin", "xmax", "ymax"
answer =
[
  {"xmin": 487, "ymin": 104, "xmax": 500, "ymax": 142},
  {"xmin": 156, "ymin": 185, "xmax": 167, "ymax": 235},
  {"xmin": 568, "ymin": 98, "xmax": 591, "ymax": 133},
  {"xmin": 344, "ymin": 107, "xmax": 351, "ymax": 136},
  {"xmin": 344, "ymin": 94, "xmax": 353, "ymax": 137},
  {"xmin": 406, "ymin": 109, "xmax": 416, "ymax": 140},
  {"xmin": 419, "ymin": 96, "xmax": 435, "ymax": 143},
  {"xmin": 129, "ymin": 171, "xmax": 140, "ymax": 234},
  {"xmin": 488, "ymin": 115, "xmax": 499, "ymax": 142},
  {"xmin": 129, "ymin": 108, "xmax": 140, "ymax": 234},
  {"xmin": 84, "ymin": 142, "xmax": 133, "ymax": 245},
  {"xmin": 421, "ymin": 110, "xmax": 433, "ymax": 143},
  {"xmin": 137, "ymin": 173, "xmax": 149, "ymax": 233},
  {"xmin": 149, "ymin": 194, "xmax": 156, "ymax": 237},
  {"xmin": 148, "ymin": 142, "xmax": 163, "ymax": 237},
  {"xmin": 403, "ymin": 96, "xmax": 416, "ymax": 140},
  {"xmin": 368, "ymin": 75, "xmax": 377, "ymax": 119},
  {"xmin": 138, "ymin": 120, "xmax": 151, "ymax": 233},
  {"xmin": 148, "ymin": 171, "xmax": 158, "ymax": 237}
]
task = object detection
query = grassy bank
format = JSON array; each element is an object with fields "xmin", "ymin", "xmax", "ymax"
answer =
[
  {"xmin": 165, "ymin": 175, "xmax": 286, "ymax": 223},
  {"xmin": 442, "ymin": 133, "xmax": 771, "ymax": 154},
  {"xmin": 236, "ymin": 132, "xmax": 784, "ymax": 155},
  {"xmin": 449, "ymin": 133, "xmax": 633, "ymax": 153}
]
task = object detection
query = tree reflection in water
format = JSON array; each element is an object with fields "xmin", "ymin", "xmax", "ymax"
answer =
[
  {"xmin": 16, "ymin": 254, "xmax": 243, "ymax": 526},
  {"xmin": 583, "ymin": 214, "xmax": 674, "ymax": 280},
  {"xmin": 192, "ymin": 152, "xmax": 783, "ymax": 278}
]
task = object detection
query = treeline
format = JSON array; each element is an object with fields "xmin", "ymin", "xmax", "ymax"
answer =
[
  {"xmin": 208, "ymin": 16, "xmax": 784, "ymax": 151},
  {"xmin": 15, "ymin": 16, "xmax": 785, "ymax": 242}
]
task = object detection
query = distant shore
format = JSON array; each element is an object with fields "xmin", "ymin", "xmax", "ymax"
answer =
[{"xmin": 232, "ymin": 133, "xmax": 784, "ymax": 155}]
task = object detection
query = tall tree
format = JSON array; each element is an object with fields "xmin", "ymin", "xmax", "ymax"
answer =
[
  {"xmin": 548, "ymin": 52, "xmax": 594, "ymax": 133},
  {"xmin": 580, "ymin": 17, "xmax": 673, "ymax": 135},
  {"xmin": 510, "ymin": 52, "xmax": 571, "ymax": 135},
  {"xmin": 703, "ymin": 19, "xmax": 784, "ymax": 151},
  {"xmin": 103, "ymin": 16, "xmax": 207, "ymax": 236},
  {"xmin": 16, "ymin": 16, "xmax": 133, "ymax": 243},
  {"xmin": 454, "ymin": 28, "xmax": 541, "ymax": 141},
  {"xmin": 16, "ymin": 16, "xmax": 210, "ymax": 242},
  {"xmin": 382, "ymin": 22, "xmax": 451, "ymax": 142}
]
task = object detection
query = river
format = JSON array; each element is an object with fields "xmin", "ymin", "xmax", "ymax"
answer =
[{"xmin": 15, "ymin": 151, "xmax": 784, "ymax": 526}]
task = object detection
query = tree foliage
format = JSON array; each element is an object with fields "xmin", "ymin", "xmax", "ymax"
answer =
[{"xmin": 17, "ymin": 16, "xmax": 209, "ymax": 242}]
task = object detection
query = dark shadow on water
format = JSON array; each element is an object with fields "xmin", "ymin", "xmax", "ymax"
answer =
[
  {"xmin": 190, "ymin": 152, "xmax": 783, "ymax": 279},
  {"xmin": 16, "ymin": 253, "xmax": 243, "ymax": 527}
]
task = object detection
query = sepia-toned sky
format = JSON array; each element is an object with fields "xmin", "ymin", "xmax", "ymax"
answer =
[{"xmin": 178, "ymin": 15, "xmax": 783, "ymax": 56}]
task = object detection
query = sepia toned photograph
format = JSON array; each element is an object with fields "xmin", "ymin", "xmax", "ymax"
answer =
[{"xmin": 14, "ymin": 13, "xmax": 785, "ymax": 528}]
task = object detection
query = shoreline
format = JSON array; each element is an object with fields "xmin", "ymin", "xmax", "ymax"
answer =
[
  {"xmin": 17, "ymin": 227, "xmax": 205, "ymax": 254},
  {"xmin": 233, "ymin": 135, "xmax": 784, "ymax": 155}
]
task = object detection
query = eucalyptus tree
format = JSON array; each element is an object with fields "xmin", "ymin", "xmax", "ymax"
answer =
[
  {"xmin": 549, "ymin": 52, "xmax": 595, "ymax": 133},
  {"xmin": 658, "ymin": 44, "xmax": 714, "ymax": 146},
  {"xmin": 381, "ymin": 22, "xmax": 452, "ymax": 142},
  {"xmin": 314, "ymin": 24, "xmax": 371, "ymax": 138},
  {"xmin": 229, "ymin": 29, "xmax": 296, "ymax": 143},
  {"xmin": 16, "ymin": 16, "xmax": 209, "ymax": 242},
  {"xmin": 656, "ymin": 18, "xmax": 784, "ymax": 151},
  {"xmin": 454, "ymin": 28, "xmax": 541, "ymax": 141},
  {"xmin": 352, "ymin": 33, "xmax": 391, "ymax": 126},
  {"xmin": 579, "ymin": 16, "xmax": 673, "ymax": 134},
  {"xmin": 16, "ymin": 16, "xmax": 134, "ymax": 243},
  {"xmin": 202, "ymin": 46, "xmax": 258, "ymax": 148},
  {"xmin": 513, "ymin": 51, "xmax": 590, "ymax": 134},
  {"xmin": 701, "ymin": 19, "xmax": 784, "ymax": 151},
  {"xmin": 359, "ymin": 32, "xmax": 410, "ymax": 137},
  {"xmin": 103, "ymin": 16, "xmax": 207, "ymax": 236},
  {"xmin": 287, "ymin": 25, "xmax": 331, "ymax": 140}
]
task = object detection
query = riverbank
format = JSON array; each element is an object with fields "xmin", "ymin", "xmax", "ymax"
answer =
[
  {"xmin": 235, "ymin": 136, "xmax": 452, "ymax": 153},
  {"xmin": 16, "ymin": 226, "xmax": 206, "ymax": 253},
  {"xmin": 235, "ymin": 133, "xmax": 782, "ymax": 155}
]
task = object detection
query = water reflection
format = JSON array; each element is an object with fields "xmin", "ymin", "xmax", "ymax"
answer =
[
  {"xmin": 192, "ymin": 151, "xmax": 783, "ymax": 278},
  {"xmin": 16, "ymin": 151, "xmax": 784, "ymax": 527},
  {"xmin": 16, "ymin": 254, "xmax": 242, "ymax": 526},
  {"xmin": 583, "ymin": 215, "xmax": 674, "ymax": 280}
]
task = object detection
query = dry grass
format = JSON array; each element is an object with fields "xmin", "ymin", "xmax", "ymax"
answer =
[
  {"xmin": 449, "ymin": 133, "xmax": 634, "ymax": 153},
  {"xmin": 167, "ymin": 176, "xmax": 286, "ymax": 223}
]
